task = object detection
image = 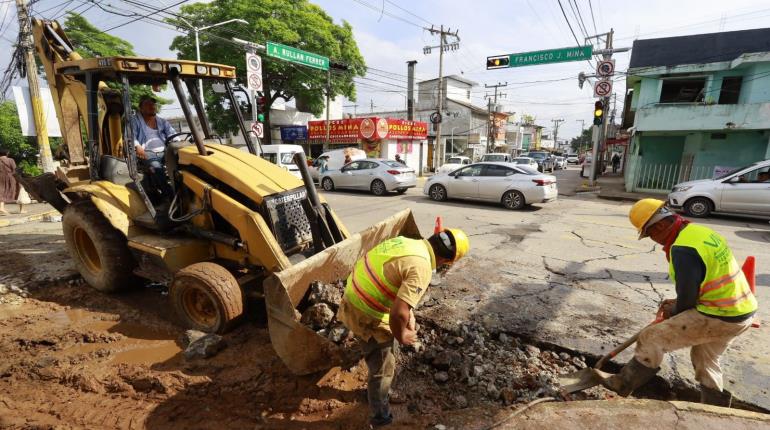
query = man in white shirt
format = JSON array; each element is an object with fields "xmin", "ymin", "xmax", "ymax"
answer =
[{"xmin": 131, "ymin": 95, "xmax": 176, "ymax": 200}]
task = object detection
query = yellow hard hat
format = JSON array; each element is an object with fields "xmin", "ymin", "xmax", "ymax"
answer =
[
  {"xmin": 629, "ymin": 198, "xmax": 666, "ymax": 238},
  {"xmin": 444, "ymin": 228, "xmax": 470, "ymax": 261}
]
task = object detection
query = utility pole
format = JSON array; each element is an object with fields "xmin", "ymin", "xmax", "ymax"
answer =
[
  {"xmin": 406, "ymin": 60, "xmax": 422, "ymax": 176},
  {"xmin": 370, "ymin": 99, "xmax": 376, "ymax": 113},
  {"xmin": 484, "ymin": 82, "xmax": 507, "ymax": 152},
  {"xmin": 584, "ymin": 28, "xmax": 615, "ymax": 187},
  {"xmin": 551, "ymin": 118, "xmax": 564, "ymax": 152},
  {"xmin": 16, "ymin": 0, "xmax": 54, "ymax": 173},
  {"xmin": 575, "ymin": 119, "xmax": 586, "ymax": 153},
  {"xmin": 424, "ymin": 25, "xmax": 459, "ymax": 168},
  {"xmin": 344, "ymin": 104, "xmax": 358, "ymax": 116}
]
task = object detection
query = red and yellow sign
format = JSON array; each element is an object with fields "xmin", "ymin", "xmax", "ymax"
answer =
[{"xmin": 308, "ymin": 117, "xmax": 428, "ymax": 142}]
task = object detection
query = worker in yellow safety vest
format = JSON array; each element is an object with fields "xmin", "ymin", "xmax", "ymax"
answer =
[
  {"xmin": 336, "ymin": 228, "xmax": 469, "ymax": 427},
  {"xmin": 603, "ymin": 198, "xmax": 757, "ymax": 405}
]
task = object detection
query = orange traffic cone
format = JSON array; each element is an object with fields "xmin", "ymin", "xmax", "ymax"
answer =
[
  {"xmin": 742, "ymin": 256, "xmax": 756, "ymax": 294},
  {"xmin": 434, "ymin": 216, "xmax": 443, "ymax": 235}
]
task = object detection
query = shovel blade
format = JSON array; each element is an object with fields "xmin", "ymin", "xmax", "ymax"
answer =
[{"xmin": 559, "ymin": 368, "xmax": 614, "ymax": 394}]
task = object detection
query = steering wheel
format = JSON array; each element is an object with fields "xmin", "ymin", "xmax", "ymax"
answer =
[{"xmin": 164, "ymin": 132, "xmax": 192, "ymax": 147}]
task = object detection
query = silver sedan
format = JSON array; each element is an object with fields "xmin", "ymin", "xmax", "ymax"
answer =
[
  {"xmin": 320, "ymin": 158, "xmax": 417, "ymax": 196},
  {"xmin": 423, "ymin": 162, "xmax": 558, "ymax": 210}
]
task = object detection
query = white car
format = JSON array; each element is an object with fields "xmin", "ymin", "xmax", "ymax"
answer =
[
  {"xmin": 309, "ymin": 147, "xmax": 366, "ymax": 181},
  {"xmin": 481, "ymin": 153, "xmax": 513, "ymax": 162},
  {"xmin": 512, "ymin": 156, "xmax": 538, "ymax": 170},
  {"xmin": 566, "ymin": 154, "xmax": 579, "ymax": 164},
  {"xmin": 260, "ymin": 144, "xmax": 304, "ymax": 178},
  {"xmin": 668, "ymin": 160, "xmax": 770, "ymax": 218},
  {"xmin": 423, "ymin": 162, "xmax": 557, "ymax": 210},
  {"xmin": 437, "ymin": 156, "xmax": 472, "ymax": 174},
  {"xmin": 321, "ymin": 158, "xmax": 416, "ymax": 195},
  {"xmin": 554, "ymin": 156, "xmax": 567, "ymax": 170}
]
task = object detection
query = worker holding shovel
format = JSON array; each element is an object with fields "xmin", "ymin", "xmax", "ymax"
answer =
[
  {"xmin": 336, "ymin": 227, "xmax": 469, "ymax": 427},
  {"xmin": 602, "ymin": 199, "xmax": 758, "ymax": 405}
]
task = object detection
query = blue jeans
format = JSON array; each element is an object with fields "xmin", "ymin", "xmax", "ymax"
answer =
[{"xmin": 139, "ymin": 151, "xmax": 172, "ymax": 201}]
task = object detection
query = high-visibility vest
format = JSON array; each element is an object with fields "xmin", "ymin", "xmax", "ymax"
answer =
[
  {"xmin": 669, "ymin": 224, "xmax": 758, "ymax": 318},
  {"xmin": 344, "ymin": 237, "xmax": 432, "ymax": 323}
]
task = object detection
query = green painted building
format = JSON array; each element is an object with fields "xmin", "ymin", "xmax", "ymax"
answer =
[{"xmin": 622, "ymin": 28, "xmax": 770, "ymax": 193}]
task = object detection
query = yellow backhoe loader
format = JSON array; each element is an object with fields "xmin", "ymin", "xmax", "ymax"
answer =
[{"xmin": 23, "ymin": 19, "xmax": 422, "ymax": 374}]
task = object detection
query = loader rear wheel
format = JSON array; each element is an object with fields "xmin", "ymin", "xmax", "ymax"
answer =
[
  {"xmin": 62, "ymin": 201, "xmax": 137, "ymax": 292},
  {"xmin": 170, "ymin": 262, "xmax": 243, "ymax": 333}
]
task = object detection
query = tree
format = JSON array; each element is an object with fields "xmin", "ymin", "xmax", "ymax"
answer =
[
  {"xmin": 570, "ymin": 128, "xmax": 592, "ymax": 152},
  {"xmin": 0, "ymin": 101, "xmax": 61, "ymax": 175},
  {"xmin": 167, "ymin": 0, "xmax": 366, "ymax": 142},
  {"xmin": 62, "ymin": 13, "xmax": 170, "ymax": 109}
]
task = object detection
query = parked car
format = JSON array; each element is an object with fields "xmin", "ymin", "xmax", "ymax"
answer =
[
  {"xmin": 668, "ymin": 159, "xmax": 770, "ymax": 218},
  {"xmin": 524, "ymin": 151, "xmax": 555, "ymax": 173},
  {"xmin": 437, "ymin": 155, "xmax": 472, "ymax": 174},
  {"xmin": 259, "ymin": 144, "xmax": 304, "ymax": 178},
  {"xmin": 554, "ymin": 156, "xmax": 567, "ymax": 170},
  {"xmin": 423, "ymin": 162, "xmax": 558, "ymax": 210},
  {"xmin": 566, "ymin": 153, "xmax": 579, "ymax": 164},
  {"xmin": 481, "ymin": 153, "xmax": 513, "ymax": 162},
  {"xmin": 512, "ymin": 156, "xmax": 539, "ymax": 170},
  {"xmin": 320, "ymin": 158, "xmax": 416, "ymax": 195},
  {"xmin": 309, "ymin": 147, "xmax": 366, "ymax": 181}
]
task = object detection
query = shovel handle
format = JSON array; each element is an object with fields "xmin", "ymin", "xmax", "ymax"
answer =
[{"xmin": 594, "ymin": 332, "xmax": 640, "ymax": 371}]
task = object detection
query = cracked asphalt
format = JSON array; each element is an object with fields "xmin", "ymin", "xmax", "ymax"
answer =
[{"xmin": 325, "ymin": 167, "xmax": 770, "ymax": 410}]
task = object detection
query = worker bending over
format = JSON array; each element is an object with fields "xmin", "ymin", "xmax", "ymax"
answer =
[
  {"xmin": 337, "ymin": 229, "xmax": 469, "ymax": 426},
  {"xmin": 604, "ymin": 199, "xmax": 757, "ymax": 405}
]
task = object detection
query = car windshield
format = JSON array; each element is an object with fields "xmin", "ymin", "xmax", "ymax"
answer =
[
  {"xmin": 516, "ymin": 166, "xmax": 540, "ymax": 175},
  {"xmin": 447, "ymin": 157, "xmax": 463, "ymax": 164},
  {"xmin": 714, "ymin": 162, "xmax": 761, "ymax": 180},
  {"xmin": 262, "ymin": 153, "xmax": 278, "ymax": 164},
  {"xmin": 483, "ymin": 154, "xmax": 507, "ymax": 161},
  {"xmin": 382, "ymin": 160, "xmax": 403, "ymax": 168},
  {"xmin": 527, "ymin": 153, "xmax": 546, "ymax": 159},
  {"xmin": 280, "ymin": 153, "xmax": 296, "ymax": 164}
]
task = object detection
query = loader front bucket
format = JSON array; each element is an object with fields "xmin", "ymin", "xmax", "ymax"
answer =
[{"xmin": 264, "ymin": 208, "xmax": 421, "ymax": 375}]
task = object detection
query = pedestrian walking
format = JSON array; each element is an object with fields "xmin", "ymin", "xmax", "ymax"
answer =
[
  {"xmin": 612, "ymin": 153, "xmax": 621, "ymax": 173},
  {"xmin": 394, "ymin": 154, "xmax": 402, "ymax": 164},
  {"xmin": 0, "ymin": 148, "xmax": 19, "ymax": 215}
]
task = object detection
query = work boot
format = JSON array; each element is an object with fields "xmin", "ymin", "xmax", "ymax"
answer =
[
  {"xmin": 601, "ymin": 357, "xmax": 659, "ymax": 396},
  {"xmin": 701, "ymin": 385, "xmax": 731, "ymax": 407},
  {"xmin": 369, "ymin": 411, "xmax": 393, "ymax": 427}
]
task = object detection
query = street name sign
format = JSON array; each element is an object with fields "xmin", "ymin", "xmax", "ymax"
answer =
[
  {"xmin": 266, "ymin": 41, "xmax": 329, "ymax": 71},
  {"xmin": 487, "ymin": 45, "xmax": 593, "ymax": 69}
]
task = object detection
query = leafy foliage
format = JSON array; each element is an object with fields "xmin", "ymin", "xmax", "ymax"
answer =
[
  {"xmin": 0, "ymin": 101, "xmax": 60, "ymax": 174},
  {"xmin": 570, "ymin": 127, "xmax": 592, "ymax": 152},
  {"xmin": 62, "ymin": 13, "xmax": 170, "ymax": 109},
  {"xmin": 167, "ymin": 0, "xmax": 366, "ymax": 139}
]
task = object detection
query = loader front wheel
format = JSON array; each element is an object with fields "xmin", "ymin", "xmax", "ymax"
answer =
[
  {"xmin": 62, "ymin": 201, "xmax": 137, "ymax": 292},
  {"xmin": 170, "ymin": 262, "xmax": 243, "ymax": 333}
]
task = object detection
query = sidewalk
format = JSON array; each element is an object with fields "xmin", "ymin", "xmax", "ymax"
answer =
[
  {"xmin": 594, "ymin": 172, "xmax": 664, "ymax": 202},
  {"xmin": 0, "ymin": 203, "xmax": 59, "ymax": 228}
]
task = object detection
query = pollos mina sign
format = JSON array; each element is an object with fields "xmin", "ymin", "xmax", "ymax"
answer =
[{"xmin": 308, "ymin": 117, "xmax": 428, "ymax": 142}]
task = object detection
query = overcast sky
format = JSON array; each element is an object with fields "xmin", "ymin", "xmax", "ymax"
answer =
[{"xmin": 2, "ymin": 0, "xmax": 770, "ymax": 139}]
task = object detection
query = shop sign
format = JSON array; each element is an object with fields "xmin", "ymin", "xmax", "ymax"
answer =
[{"xmin": 308, "ymin": 117, "xmax": 428, "ymax": 141}]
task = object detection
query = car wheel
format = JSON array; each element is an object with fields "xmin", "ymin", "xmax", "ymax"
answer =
[
  {"xmin": 684, "ymin": 197, "xmax": 713, "ymax": 218},
  {"xmin": 428, "ymin": 184, "xmax": 447, "ymax": 201},
  {"xmin": 322, "ymin": 177, "xmax": 334, "ymax": 191},
  {"xmin": 371, "ymin": 179, "xmax": 387, "ymax": 196},
  {"xmin": 502, "ymin": 190, "xmax": 526, "ymax": 210}
]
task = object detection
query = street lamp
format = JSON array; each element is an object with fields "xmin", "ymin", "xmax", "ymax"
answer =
[{"xmin": 178, "ymin": 18, "xmax": 249, "ymax": 107}]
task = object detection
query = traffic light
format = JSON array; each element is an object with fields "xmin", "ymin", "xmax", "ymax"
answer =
[
  {"xmin": 593, "ymin": 100, "xmax": 604, "ymax": 126},
  {"xmin": 486, "ymin": 55, "xmax": 510, "ymax": 70},
  {"xmin": 256, "ymin": 96, "xmax": 266, "ymax": 122}
]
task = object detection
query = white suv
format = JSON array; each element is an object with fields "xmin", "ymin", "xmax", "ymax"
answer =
[{"xmin": 667, "ymin": 159, "xmax": 770, "ymax": 218}]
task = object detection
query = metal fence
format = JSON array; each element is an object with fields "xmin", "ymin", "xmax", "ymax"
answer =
[{"xmin": 632, "ymin": 163, "xmax": 728, "ymax": 193}]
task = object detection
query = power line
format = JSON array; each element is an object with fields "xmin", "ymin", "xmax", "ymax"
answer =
[
  {"xmin": 383, "ymin": 0, "xmax": 432, "ymax": 26},
  {"xmin": 101, "ymin": 0, "xmax": 188, "ymax": 33},
  {"xmin": 348, "ymin": 0, "xmax": 423, "ymax": 28},
  {"xmin": 587, "ymin": 0, "xmax": 598, "ymax": 34},
  {"xmin": 567, "ymin": 0, "xmax": 589, "ymax": 38}
]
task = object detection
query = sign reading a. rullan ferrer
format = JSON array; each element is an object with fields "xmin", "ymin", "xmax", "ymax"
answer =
[
  {"xmin": 266, "ymin": 41, "xmax": 329, "ymax": 71},
  {"xmin": 308, "ymin": 118, "xmax": 428, "ymax": 142}
]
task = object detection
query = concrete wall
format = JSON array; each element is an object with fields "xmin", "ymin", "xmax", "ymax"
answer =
[
  {"xmin": 740, "ymin": 63, "xmax": 770, "ymax": 104},
  {"xmin": 635, "ymin": 102, "xmax": 770, "ymax": 131},
  {"xmin": 685, "ymin": 131, "xmax": 769, "ymax": 167}
]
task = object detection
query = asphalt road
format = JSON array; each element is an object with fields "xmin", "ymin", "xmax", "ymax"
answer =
[{"xmin": 322, "ymin": 166, "xmax": 770, "ymax": 410}]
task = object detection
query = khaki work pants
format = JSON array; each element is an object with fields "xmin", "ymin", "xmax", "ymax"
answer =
[
  {"xmin": 362, "ymin": 337, "xmax": 398, "ymax": 420},
  {"xmin": 635, "ymin": 309, "xmax": 753, "ymax": 391}
]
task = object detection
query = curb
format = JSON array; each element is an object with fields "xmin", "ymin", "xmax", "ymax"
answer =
[{"xmin": 0, "ymin": 209, "xmax": 60, "ymax": 228}]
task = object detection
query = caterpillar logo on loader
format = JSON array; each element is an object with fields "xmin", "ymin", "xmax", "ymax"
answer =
[{"xmin": 23, "ymin": 19, "xmax": 419, "ymax": 375}]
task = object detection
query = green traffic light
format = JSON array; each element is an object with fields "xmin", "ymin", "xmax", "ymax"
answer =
[{"xmin": 257, "ymin": 113, "xmax": 265, "ymax": 122}]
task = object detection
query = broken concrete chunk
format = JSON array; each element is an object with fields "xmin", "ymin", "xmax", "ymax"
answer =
[
  {"xmin": 434, "ymin": 371, "xmax": 449, "ymax": 383},
  {"xmin": 300, "ymin": 303, "xmax": 335, "ymax": 331},
  {"xmin": 180, "ymin": 329, "xmax": 206, "ymax": 347},
  {"xmin": 308, "ymin": 281, "xmax": 344, "ymax": 310},
  {"xmin": 183, "ymin": 333, "xmax": 225, "ymax": 360}
]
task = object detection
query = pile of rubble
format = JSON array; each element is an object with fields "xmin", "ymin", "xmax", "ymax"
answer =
[
  {"xmin": 299, "ymin": 280, "xmax": 351, "ymax": 344},
  {"xmin": 397, "ymin": 319, "xmax": 605, "ymax": 410}
]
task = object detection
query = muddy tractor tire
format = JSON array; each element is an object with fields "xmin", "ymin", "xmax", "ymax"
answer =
[
  {"xmin": 170, "ymin": 262, "xmax": 243, "ymax": 334},
  {"xmin": 62, "ymin": 200, "xmax": 137, "ymax": 292}
]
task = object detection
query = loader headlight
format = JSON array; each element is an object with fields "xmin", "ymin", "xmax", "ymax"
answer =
[
  {"xmin": 147, "ymin": 62, "xmax": 164, "ymax": 72},
  {"xmin": 195, "ymin": 65, "xmax": 208, "ymax": 74},
  {"xmin": 210, "ymin": 67, "xmax": 220, "ymax": 75}
]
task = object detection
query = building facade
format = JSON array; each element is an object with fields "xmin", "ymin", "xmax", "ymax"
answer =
[{"xmin": 622, "ymin": 28, "xmax": 770, "ymax": 193}]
